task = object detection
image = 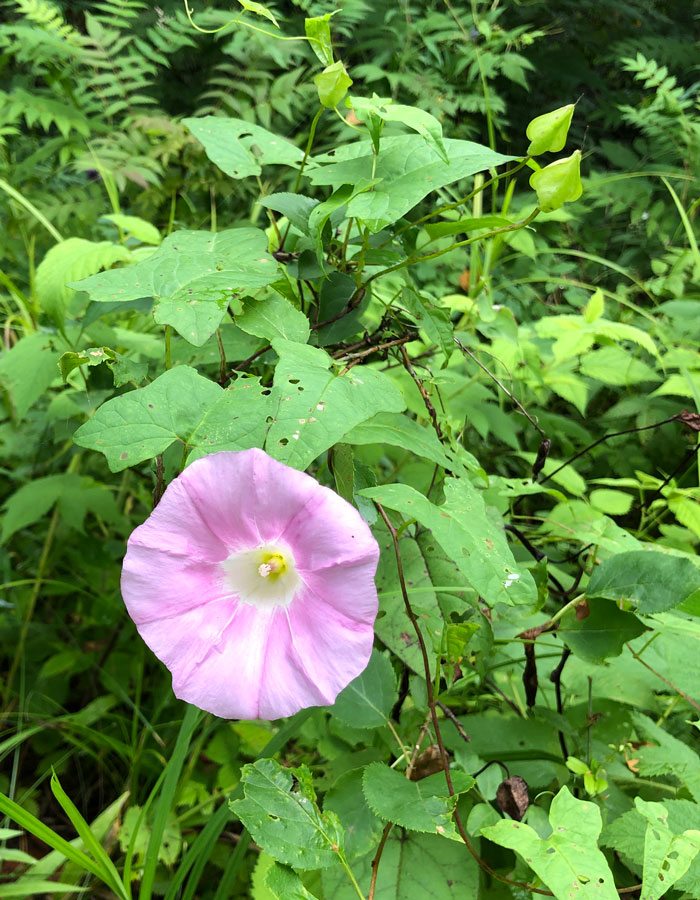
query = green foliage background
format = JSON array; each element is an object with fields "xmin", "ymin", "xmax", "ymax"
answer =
[{"xmin": 0, "ymin": 1, "xmax": 699, "ymax": 898}]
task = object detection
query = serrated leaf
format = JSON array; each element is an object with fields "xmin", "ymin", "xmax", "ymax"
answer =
[
  {"xmin": 265, "ymin": 340, "xmax": 405, "ymax": 470},
  {"xmin": 586, "ymin": 551, "xmax": 700, "ymax": 614},
  {"xmin": 632, "ymin": 713, "xmax": 700, "ymax": 803},
  {"xmin": 36, "ymin": 238, "xmax": 131, "ymax": 328},
  {"xmin": 74, "ymin": 367, "xmax": 271, "ymax": 471},
  {"xmin": 482, "ymin": 787, "xmax": 617, "ymax": 900},
  {"xmin": 307, "ymin": 136, "xmax": 514, "ymax": 232},
  {"xmin": 362, "ymin": 764, "xmax": 472, "ymax": 839},
  {"xmin": 69, "ymin": 229, "xmax": 278, "ymax": 346},
  {"xmin": 232, "ymin": 759, "xmax": 345, "ymax": 870},
  {"xmin": 330, "ymin": 650, "xmax": 396, "ymax": 729},
  {"xmin": 361, "ymin": 479, "xmax": 537, "ymax": 607},
  {"xmin": 184, "ymin": 117, "xmax": 303, "ymax": 179}
]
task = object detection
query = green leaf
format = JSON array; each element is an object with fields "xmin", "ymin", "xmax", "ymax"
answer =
[
  {"xmin": 237, "ymin": 0, "xmax": 278, "ymax": 26},
  {"xmin": 400, "ymin": 288, "xmax": 454, "ymax": 361},
  {"xmin": 362, "ymin": 764, "xmax": 472, "ymax": 839},
  {"xmin": 526, "ymin": 104, "xmax": 576, "ymax": 156},
  {"xmin": 349, "ymin": 96, "xmax": 448, "ymax": 164},
  {"xmin": 74, "ymin": 367, "xmax": 270, "ymax": 471},
  {"xmin": 101, "ymin": 214, "xmax": 161, "ymax": 245},
  {"xmin": 58, "ymin": 346, "xmax": 115, "ymax": 381},
  {"xmin": 631, "ymin": 713, "xmax": 700, "ymax": 804},
  {"xmin": 305, "ymin": 14, "xmax": 334, "ymax": 66},
  {"xmin": 36, "ymin": 238, "xmax": 131, "ymax": 328},
  {"xmin": 423, "ymin": 215, "xmax": 512, "ymax": 240},
  {"xmin": 529, "ymin": 150, "xmax": 583, "ymax": 212},
  {"xmin": 321, "ymin": 830, "xmax": 479, "ymax": 899},
  {"xmin": 582, "ymin": 288, "xmax": 604, "ymax": 323},
  {"xmin": 258, "ymin": 193, "xmax": 319, "ymax": 236},
  {"xmin": 344, "ymin": 412, "xmax": 477, "ymax": 475},
  {"xmin": 314, "ymin": 61, "xmax": 353, "ymax": 108},
  {"xmin": 482, "ymin": 787, "xmax": 617, "ymax": 900},
  {"xmin": 307, "ymin": 136, "xmax": 515, "ymax": 232},
  {"xmin": 330, "ymin": 649, "xmax": 396, "ymax": 729},
  {"xmin": 0, "ymin": 332, "xmax": 60, "ymax": 422},
  {"xmin": 184, "ymin": 117, "xmax": 303, "ymax": 179},
  {"xmin": 586, "ymin": 550, "xmax": 700, "ymax": 614},
  {"xmin": 0, "ymin": 881, "xmax": 88, "ymax": 896},
  {"xmin": 69, "ymin": 229, "xmax": 279, "ymax": 346},
  {"xmin": 324, "ymin": 770, "xmax": 383, "ymax": 861},
  {"xmin": 232, "ymin": 759, "xmax": 345, "ymax": 870},
  {"xmin": 237, "ymin": 295, "xmax": 310, "ymax": 344},
  {"xmin": 265, "ymin": 863, "xmax": 320, "ymax": 900},
  {"xmin": 264, "ymin": 340, "xmax": 405, "ymax": 470},
  {"xmin": 636, "ymin": 798, "xmax": 700, "ymax": 900},
  {"xmin": 1, "ymin": 474, "xmax": 121, "ymax": 542},
  {"xmin": 602, "ymin": 799, "xmax": 700, "ymax": 896},
  {"xmin": 558, "ymin": 598, "xmax": 646, "ymax": 663},
  {"xmin": 361, "ymin": 479, "xmax": 537, "ymax": 607}
]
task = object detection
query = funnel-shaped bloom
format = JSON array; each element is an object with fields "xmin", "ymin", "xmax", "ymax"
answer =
[{"xmin": 121, "ymin": 449, "xmax": 379, "ymax": 720}]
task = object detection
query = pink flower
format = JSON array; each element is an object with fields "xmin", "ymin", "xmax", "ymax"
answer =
[{"xmin": 121, "ymin": 449, "xmax": 380, "ymax": 720}]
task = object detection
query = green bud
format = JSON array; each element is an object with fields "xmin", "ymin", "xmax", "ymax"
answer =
[
  {"xmin": 529, "ymin": 150, "xmax": 582, "ymax": 212},
  {"xmin": 526, "ymin": 104, "xmax": 575, "ymax": 156}
]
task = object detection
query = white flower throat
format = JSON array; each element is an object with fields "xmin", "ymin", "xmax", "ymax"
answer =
[{"xmin": 221, "ymin": 544, "xmax": 300, "ymax": 609}]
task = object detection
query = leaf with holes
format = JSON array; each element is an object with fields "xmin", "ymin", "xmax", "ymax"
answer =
[
  {"xmin": 361, "ymin": 479, "xmax": 537, "ymax": 608},
  {"xmin": 264, "ymin": 340, "xmax": 405, "ymax": 470},
  {"xmin": 74, "ymin": 367, "xmax": 271, "ymax": 471},
  {"xmin": 184, "ymin": 117, "xmax": 303, "ymax": 179},
  {"xmin": 69, "ymin": 229, "xmax": 278, "ymax": 346},
  {"xmin": 636, "ymin": 798, "xmax": 700, "ymax": 900},
  {"xmin": 482, "ymin": 787, "xmax": 617, "ymax": 900},
  {"xmin": 231, "ymin": 759, "xmax": 345, "ymax": 870}
]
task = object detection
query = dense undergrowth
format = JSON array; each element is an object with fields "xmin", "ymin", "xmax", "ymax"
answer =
[{"xmin": 1, "ymin": 1, "xmax": 700, "ymax": 898}]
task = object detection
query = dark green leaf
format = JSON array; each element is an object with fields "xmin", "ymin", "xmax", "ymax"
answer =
[
  {"xmin": 330, "ymin": 650, "xmax": 396, "ymax": 729},
  {"xmin": 558, "ymin": 598, "xmax": 647, "ymax": 662},
  {"xmin": 586, "ymin": 551, "xmax": 700, "ymax": 613}
]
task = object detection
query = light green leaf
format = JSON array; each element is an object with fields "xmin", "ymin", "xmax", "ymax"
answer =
[
  {"xmin": 636, "ymin": 798, "xmax": 700, "ymax": 900},
  {"xmin": 36, "ymin": 238, "xmax": 131, "ymax": 328},
  {"xmin": 589, "ymin": 489, "xmax": 634, "ymax": 516},
  {"xmin": 586, "ymin": 550, "xmax": 700, "ymax": 614},
  {"xmin": 69, "ymin": 228, "xmax": 278, "ymax": 346},
  {"xmin": 482, "ymin": 787, "xmax": 617, "ymax": 900},
  {"xmin": 558, "ymin": 598, "xmax": 646, "ymax": 663},
  {"xmin": 0, "ymin": 881, "xmax": 88, "ymax": 896},
  {"xmin": 265, "ymin": 340, "xmax": 405, "ymax": 470},
  {"xmin": 583, "ymin": 288, "xmax": 604, "ymax": 323},
  {"xmin": 330, "ymin": 650, "xmax": 396, "ymax": 729},
  {"xmin": 631, "ymin": 713, "xmax": 700, "ymax": 804},
  {"xmin": 307, "ymin": 136, "xmax": 515, "ymax": 232},
  {"xmin": 74, "ymin": 367, "xmax": 271, "ymax": 471},
  {"xmin": 526, "ymin": 104, "xmax": 576, "ymax": 156},
  {"xmin": 184, "ymin": 117, "xmax": 303, "ymax": 179},
  {"xmin": 102, "ymin": 214, "xmax": 161, "ymax": 245},
  {"xmin": 237, "ymin": 295, "xmax": 310, "ymax": 344},
  {"xmin": 349, "ymin": 96, "xmax": 448, "ymax": 163},
  {"xmin": 305, "ymin": 14, "xmax": 334, "ymax": 66},
  {"xmin": 361, "ymin": 479, "xmax": 537, "ymax": 607},
  {"xmin": 231, "ymin": 759, "xmax": 345, "ymax": 870},
  {"xmin": 529, "ymin": 150, "xmax": 582, "ymax": 212},
  {"xmin": 58, "ymin": 346, "xmax": 115, "ymax": 381},
  {"xmin": 602, "ymin": 799, "xmax": 700, "ymax": 896},
  {"xmin": 315, "ymin": 61, "xmax": 352, "ymax": 108},
  {"xmin": 0, "ymin": 332, "xmax": 60, "ymax": 422},
  {"xmin": 237, "ymin": 0, "xmax": 278, "ymax": 26},
  {"xmin": 1, "ymin": 474, "xmax": 121, "ymax": 542},
  {"xmin": 265, "ymin": 863, "xmax": 320, "ymax": 899},
  {"xmin": 580, "ymin": 347, "xmax": 659, "ymax": 387},
  {"xmin": 362, "ymin": 764, "xmax": 472, "ymax": 839}
]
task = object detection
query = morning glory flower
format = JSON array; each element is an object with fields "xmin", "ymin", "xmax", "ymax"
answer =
[{"xmin": 121, "ymin": 449, "xmax": 379, "ymax": 720}]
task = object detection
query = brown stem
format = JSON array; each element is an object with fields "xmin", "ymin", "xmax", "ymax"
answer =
[
  {"xmin": 368, "ymin": 822, "xmax": 393, "ymax": 900},
  {"xmin": 437, "ymin": 701, "xmax": 470, "ymax": 743},
  {"xmin": 626, "ymin": 643, "xmax": 700, "ymax": 713},
  {"xmin": 550, "ymin": 648, "xmax": 572, "ymax": 760},
  {"xmin": 400, "ymin": 346, "xmax": 443, "ymax": 441}
]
